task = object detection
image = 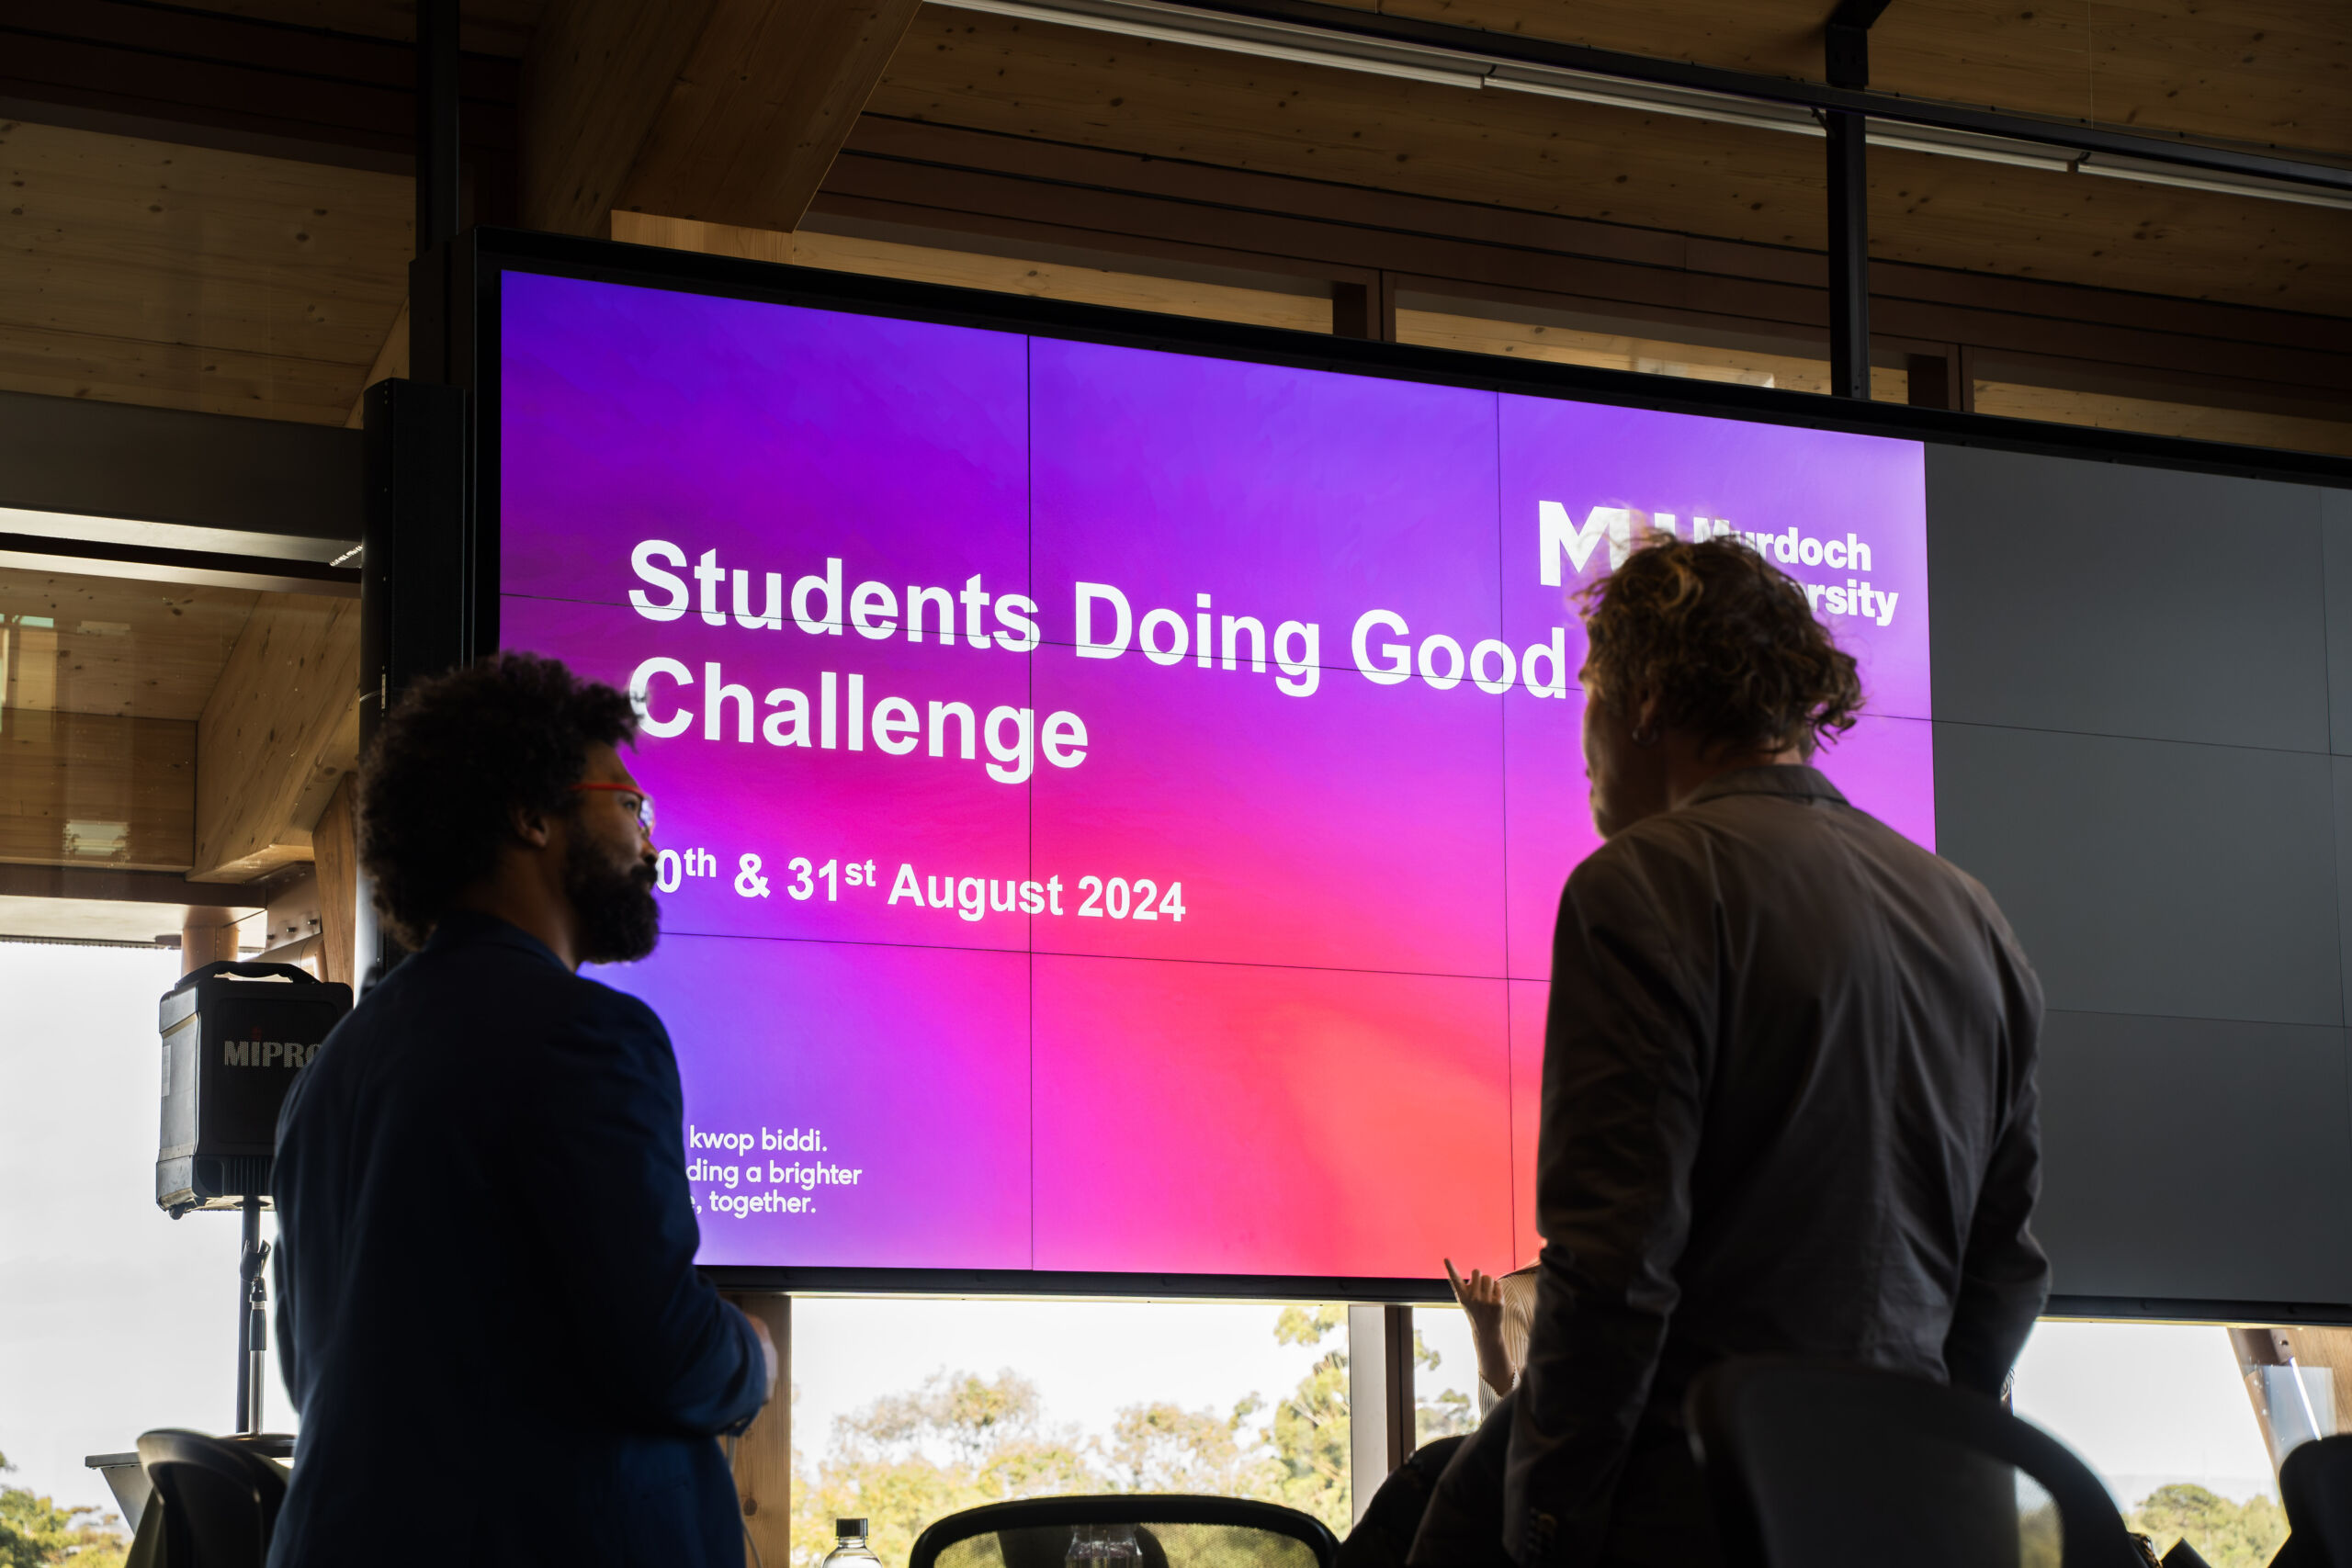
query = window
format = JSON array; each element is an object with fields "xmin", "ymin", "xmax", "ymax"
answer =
[
  {"xmin": 0, "ymin": 941, "xmax": 296, "ymax": 1530},
  {"xmin": 2011, "ymin": 1320, "xmax": 2285, "ymax": 1566},
  {"xmin": 789, "ymin": 1296, "xmax": 1353, "ymax": 1565},
  {"xmin": 1, "ymin": 549, "xmax": 356, "ymax": 1546},
  {"xmin": 1413, "ymin": 1303, "xmax": 1483, "ymax": 1446}
]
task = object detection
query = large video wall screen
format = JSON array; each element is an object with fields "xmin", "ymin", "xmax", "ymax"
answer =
[{"xmin": 496, "ymin": 269, "xmax": 1934, "ymax": 1281}]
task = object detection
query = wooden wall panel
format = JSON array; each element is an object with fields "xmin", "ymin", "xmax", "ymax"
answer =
[
  {"xmin": 1396, "ymin": 305, "xmax": 1910, "ymax": 400},
  {"xmin": 0, "ymin": 118, "xmax": 411, "ymax": 424},
  {"xmin": 1973, "ymin": 379, "xmax": 2352, "ymax": 457},
  {"xmin": 191, "ymin": 591, "xmax": 362, "ymax": 882},
  {"xmin": 0, "ymin": 709, "xmax": 195, "ymax": 871},
  {"xmin": 191, "ymin": 0, "xmax": 548, "ymax": 57},
  {"xmin": 0, "ymin": 568, "xmax": 255, "ymax": 722},
  {"xmin": 615, "ymin": 209, "xmax": 1334, "ymax": 329},
  {"xmin": 865, "ymin": 12, "xmax": 2352, "ymax": 317}
]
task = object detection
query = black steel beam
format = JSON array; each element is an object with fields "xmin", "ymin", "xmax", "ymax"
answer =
[
  {"xmin": 0, "ymin": 389, "xmax": 364, "ymax": 540},
  {"xmin": 1824, "ymin": 0, "xmax": 1886, "ymax": 397},
  {"xmin": 415, "ymin": 0, "xmax": 460, "ymax": 253},
  {"xmin": 1826, "ymin": 111, "xmax": 1871, "ymax": 399},
  {"xmin": 1170, "ymin": 0, "xmax": 2352, "ymax": 196}
]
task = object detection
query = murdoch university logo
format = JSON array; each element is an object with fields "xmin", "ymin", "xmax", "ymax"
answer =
[
  {"xmin": 1537, "ymin": 502, "xmax": 1892, "ymax": 626},
  {"xmin": 1538, "ymin": 502, "xmax": 1747, "ymax": 584}
]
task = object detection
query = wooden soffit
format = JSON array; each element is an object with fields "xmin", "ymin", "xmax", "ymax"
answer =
[
  {"xmin": 1309, "ymin": 0, "xmax": 2349, "ymax": 159},
  {"xmin": 865, "ymin": 9, "xmax": 2352, "ymax": 317}
]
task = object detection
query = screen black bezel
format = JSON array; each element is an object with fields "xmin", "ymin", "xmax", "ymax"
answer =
[{"xmin": 463, "ymin": 226, "xmax": 2352, "ymax": 1314}]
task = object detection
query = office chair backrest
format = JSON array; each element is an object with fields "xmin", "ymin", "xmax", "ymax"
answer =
[
  {"xmin": 2282, "ymin": 1434, "xmax": 2352, "ymax": 1567},
  {"xmin": 910, "ymin": 1494, "xmax": 1339, "ymax": 1568},
  {"xmin": 136, "ymin": 1428, "xmax": 288, "ymax": 1568},
  {"xmin": 1688, "ymin": 1359, "xmax": 2143, "ymax": 1568}
]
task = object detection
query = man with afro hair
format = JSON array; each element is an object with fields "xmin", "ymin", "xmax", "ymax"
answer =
[{"xmin": 268, "ymin": 652, "xmax": 776, "ymax": 1568}]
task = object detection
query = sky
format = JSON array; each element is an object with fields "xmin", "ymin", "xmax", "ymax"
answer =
[{"xmin": 0, "ymin": 941, "xmax": 2283, "ymax": 1522}]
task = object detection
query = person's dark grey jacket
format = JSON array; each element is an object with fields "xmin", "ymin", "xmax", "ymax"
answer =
[
  {"xmin": 1507, "ymin": 766, "xmax": 2047, "ymax": 1566},
  {"xmin": 268, "ymin": 911, "xmax": 766, "ymax": 1568}
]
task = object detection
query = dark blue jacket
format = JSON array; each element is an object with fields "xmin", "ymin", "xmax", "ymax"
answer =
[{"xmin": 268, "ymin": 912, "xmax": 766, "ymax": 1567}]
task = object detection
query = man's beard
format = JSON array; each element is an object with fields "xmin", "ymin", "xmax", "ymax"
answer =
[{"xmin": 567, "ymin": 836, "xmax": 660, "ymax": 964}]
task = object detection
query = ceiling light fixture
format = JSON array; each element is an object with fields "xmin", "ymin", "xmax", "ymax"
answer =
[
  {"xmin": 2075, "ymin": 152, "xmax": 2352, "ymax": 210},
  {"xmin": 936, "ymin": 0, "xmax": 1490, "ymax": 87}
]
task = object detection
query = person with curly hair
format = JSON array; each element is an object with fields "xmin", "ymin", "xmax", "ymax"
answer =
[
  {"xmin": 268, "ymin": 652, "xmax": 777, "ymax": 1568},
  {"xmin": 1408, "ymin": 536, "xmax": 2047, "ymax": 1568}
]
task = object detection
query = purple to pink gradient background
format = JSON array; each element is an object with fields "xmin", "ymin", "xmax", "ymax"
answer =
[{"xmin": 500, "ymin": 271, "xmax": 1933, "ymax": 1280}]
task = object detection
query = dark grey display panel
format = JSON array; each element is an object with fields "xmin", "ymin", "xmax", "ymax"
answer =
[{"xmin": 1929, "ymin": 447, "xmax": 2352, "ymax": 1312}]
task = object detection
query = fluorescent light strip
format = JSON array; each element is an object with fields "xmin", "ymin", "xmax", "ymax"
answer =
[
  {"xmin": 1865, "ymin": 124, "xmax": 2078, "ymax": 172},
  {"xmin": 936, "ymin": 0, "xmax": 1489, "ymax": 85},
  {"xmin": 1485, "ymin": 63, "xmax": 1817, "ymax": 136},
  {"xmin": 928, "ymin": 0, "xmax": 2352, "ymax": 209},
  {"xmin": 2077, "ymin": 152, "xmax": 2352, "ymax": 211}
]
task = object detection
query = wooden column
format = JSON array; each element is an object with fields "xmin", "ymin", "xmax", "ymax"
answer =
[
  {"xmin": 1382, "ymin": 1303, "xmax": 1416, "ymax": 1468},
  {"xmin": 724, "ymin": 1292, "xmax": 792, "ymax": 1568},
  {"xmin": 312, "ymin": 776, "xmax": 359, "ymax": 990},
  {"xmin": 180, "ymin": 910, "xmax": 242, "ymax": 974},
  {"xmin": 2228, "ymin": 1325, "xmax": 2352, "ymax": 1469}
]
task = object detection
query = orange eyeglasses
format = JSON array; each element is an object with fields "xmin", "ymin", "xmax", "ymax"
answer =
[{"xmin": 567, "ymin": 782, "xmax": 655, "ymax": 834}]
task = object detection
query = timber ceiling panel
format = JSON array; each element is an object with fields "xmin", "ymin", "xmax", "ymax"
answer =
[
  {"xmin": 0, "ymin": 568, "xmax": 256, "ymax": 722},
  {"xmin": 867, "ymin": 12, "xmax": 2352, "ymax": 314},
  {"xmin": 0, "ymin": 118, "xmax": 412, "ymax": 423},
  {"xmin": 188, "ymin": 0, "xmax": 548, "ymax": 56},
  {"xmin": 1329, "ymin": 0, "xmax": 2349, "ymax": 157}
]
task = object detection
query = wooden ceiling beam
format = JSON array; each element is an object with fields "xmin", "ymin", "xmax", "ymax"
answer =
[
  {"xmin": 523, "ymin": 0, "xmax": 923, "ymax": 238},
  {"xmin": 520, "ymin": 0, "xmax": 715, "ymax": 235},
  {"xmin": 619, "ymin": 0, "xmax": 925, "ymax": 232}
]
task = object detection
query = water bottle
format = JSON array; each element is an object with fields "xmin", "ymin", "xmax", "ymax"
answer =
[
  {"xmin": 1065, "ymin": 1523, "xmax": 1141, "ymax": 1566},
  {"xmin": 822, "ymin": 1518, "xmax": 882, "ymax": 1568}
]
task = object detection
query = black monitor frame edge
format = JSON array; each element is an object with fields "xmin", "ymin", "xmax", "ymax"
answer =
[{"xmin": 460, "ymin": 227, "xmax": 2352, "ymax": 1314}]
